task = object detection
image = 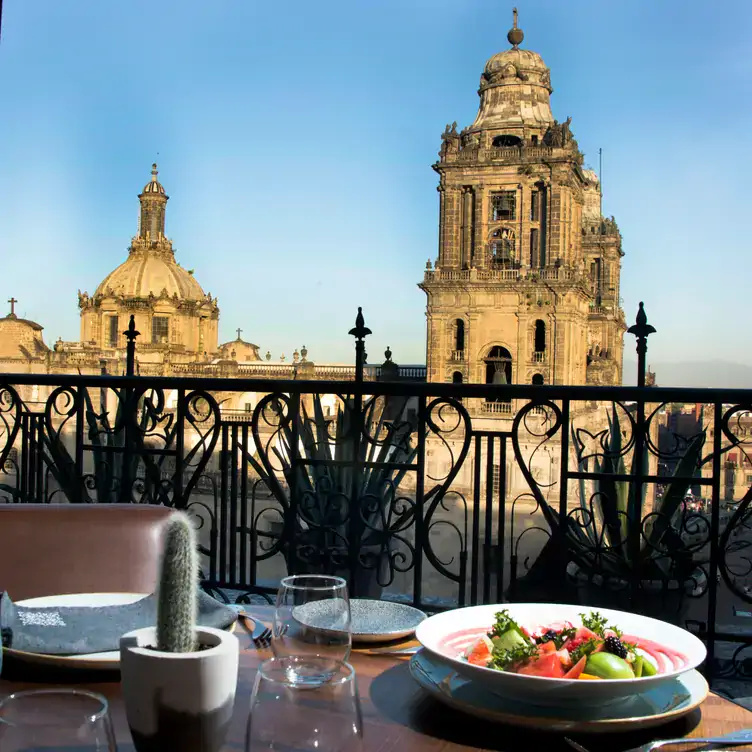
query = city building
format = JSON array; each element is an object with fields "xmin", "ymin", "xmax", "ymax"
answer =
[
  {"xmin": 0, "ymin": 165, "xmax": 384, "ymax": 389},
  {"xmin": 420, "ymin": 11, "xmax": 625, "ymax": 390}
]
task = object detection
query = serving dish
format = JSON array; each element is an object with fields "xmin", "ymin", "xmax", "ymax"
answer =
[
  {"xmin": 409, "ymin": 649, "xmax": 708, "ymax": 732},
  {"xmin": 414, "ymin": 603, "xmax": 706, "ymax": 707}
]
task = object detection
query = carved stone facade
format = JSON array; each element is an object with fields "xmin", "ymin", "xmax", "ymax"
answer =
[
  {"xmin": 76, "ymin": 164, "xmax": 221, "ymax": 371},
  {"xmin": 420, "ymin": 20, "xmax": 626, "ymax": 389}
]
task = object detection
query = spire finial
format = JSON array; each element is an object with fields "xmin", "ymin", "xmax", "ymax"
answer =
[
  {"xmin": 151, "ymin": 163, "xmax": 158, "ymax": 179},
  {"xmin": 507, "ymin": 7, "xmax": 524, "ymax": 48}
]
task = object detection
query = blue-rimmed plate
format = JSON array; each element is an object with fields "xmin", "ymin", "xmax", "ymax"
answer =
[
  {"xmin": 409, "ymin": 649, "xmax": 708, "ymax": 733},
  {"xmin": 293, "ymin": 599, "xmax": 426, "ymax": 643}
]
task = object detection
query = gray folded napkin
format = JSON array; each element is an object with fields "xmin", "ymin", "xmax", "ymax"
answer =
[{"xmin": 0, "ymin": 590, "xmax": 237, "ymax": 659}]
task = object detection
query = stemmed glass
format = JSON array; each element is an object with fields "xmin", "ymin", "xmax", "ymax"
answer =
[
  {"xmin": 273, "ymin": 574, "xmax": 351, "ymax": 686},
  {"xmin": 245, "ymin": 657, "xmax": 363, "ymax": 752},
  {"xmin": 0, "ymin": 689, "xmax": 118, "ymax": 751}
]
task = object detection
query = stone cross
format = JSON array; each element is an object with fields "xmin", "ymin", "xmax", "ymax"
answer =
[
  {"xmin": 236, "ymin": 328, "xmax": 242, "ymax": 340},
  {"xmin": 7, "ymin": 297, "xmax": 17, "ymax": 316}
]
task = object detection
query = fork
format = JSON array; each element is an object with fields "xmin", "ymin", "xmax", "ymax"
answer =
[
  {"xmin": 231, "ymin": 606, "xmax": 273, "ymax": 647},
  {"xmin": 564, "ymin": 728, "xmax": 752, "ymax": 752},
  {"xmin": 251, "ymin": 623, "xmax": 272, "ymax": 648}
]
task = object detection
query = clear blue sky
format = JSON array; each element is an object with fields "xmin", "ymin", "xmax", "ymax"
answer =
[{"xmin": 0, "ymin": 0, "xmax": 749, "ymax": 369}]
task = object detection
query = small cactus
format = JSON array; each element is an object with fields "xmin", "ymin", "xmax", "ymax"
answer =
[{"xmin": 156, "ymin": 511, "xmax": 198, "ymax": 653}]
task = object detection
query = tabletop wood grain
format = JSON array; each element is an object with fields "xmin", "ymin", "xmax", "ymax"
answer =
[{"xmin": 0, "ymin": 605, "xmax": 750, "ymax": 751}]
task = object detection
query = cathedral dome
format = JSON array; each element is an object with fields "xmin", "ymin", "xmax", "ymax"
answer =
[
  {"xmin": 483, "ymin": 47, "xmax": 548, "ymax": 82},
  {"xmin": 79, "ymin": 164, "xmax": 219, "ymax": 358},
  {"xmin": 92, "ymin": 163, "xmax": 206, "ymax": 302},
  {"xmin": 141, "ymin": 163, "xmax": 166, "ymax": 196},
  {"xmin": 94, "ymin": 250, "xmax": 206, "ymax": 301},
  {"xmin": 469, "ymin": 10, "xmax": 554, "ymax": 133}
]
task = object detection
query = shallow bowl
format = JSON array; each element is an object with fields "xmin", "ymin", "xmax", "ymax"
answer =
[{"xmin": 414, "ymin": 603, "xmax": 706, "ymax": 707}]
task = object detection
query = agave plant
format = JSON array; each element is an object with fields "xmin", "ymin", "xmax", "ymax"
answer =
[
  {"xmin": 6, "ymin": 385, "xmax": 173, "ymax": 504},
  {"xmin": 247, "ymin": 393, "xmax": 432, "ymax": 595},
  {"xmin": 539, "ymin": 404, "xmax": 706, "ymax": 584}
]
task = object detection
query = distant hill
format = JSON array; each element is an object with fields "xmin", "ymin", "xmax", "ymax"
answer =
[{"xmin": 622, "ymin": 359, "xmax": 752, "ymax": 389}]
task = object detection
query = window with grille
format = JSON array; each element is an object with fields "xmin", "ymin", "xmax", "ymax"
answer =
[
  {"xmin": 108, "ymin": 316, "xmax": 119, "ymax": 347},
  {"xmin": 491, "ymin": 191, "xmax": 516, "ymax": 221},
  {"xmin": 490, "ymin": 228, "xmax": 515, "ymax": 265},
  {"xmin": 152, "ymin": 316, "xmax": 169, "ymax": 344},
  {"xmin": 244, "ymin": 402, "xmax": 252, "ymax": 413}
]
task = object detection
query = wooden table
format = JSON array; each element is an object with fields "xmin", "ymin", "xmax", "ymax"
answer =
[{"xmin": 1, "ymin": 606, "xmax": 750, "ymax": 751}]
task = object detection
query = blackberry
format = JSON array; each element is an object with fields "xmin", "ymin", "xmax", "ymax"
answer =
[
  {"xmin": 604, "ymin": 635, "xmax": 628, "ymax": 659},
  {"xmin": 540, "ymin": 629, "xmax": 557, "ymax": 643}
]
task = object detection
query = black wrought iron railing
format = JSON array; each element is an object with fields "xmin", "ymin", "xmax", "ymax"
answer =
[{"xmin": 0, "ymin": 308, "xmax": 749, "ymax": 684}]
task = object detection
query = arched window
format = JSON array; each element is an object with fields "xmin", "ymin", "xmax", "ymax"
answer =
[
  {"xmin": 484, "ymin": 346, "xmax": 513, "ymax": 403},
  {"xmin": 534, "ymin": 320, "xmax": 546, "ymax": 352},
  {"xmin": 492, "ymin": 135, "xmax": 522, "ymax": 148},
  {"xmin": 532, "ymin": 373, "xmax": 544, "ymax": 385},
  {"xmin": 490, "ymin": 228, "xmax": 516, "ymax": 267},
  {"xmin": 454, "ymin": 319, "xmax": 465, "ymax": 352},
  {"xmin": 452, "ymin": 371, "xmax": 463, "ymax": 384}
]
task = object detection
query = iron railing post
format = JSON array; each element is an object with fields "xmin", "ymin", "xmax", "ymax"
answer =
[
  {"xmin": 124, "ymin": 315, "xmax": 140, "ymax": 378},
  {"xmin": 121, "ymin": 315, "xmax": 140, "ymax": 502},
  {"xmin": 627, "ymin": 302, "xmax": 656, "ymax": 604},
  {"xmin": 627, "ymin": 302, "xmax": 655, "ymax": 389},
  {"xmin": 348, "ymin": 308, "xmax": 371, "ymax": 595}
]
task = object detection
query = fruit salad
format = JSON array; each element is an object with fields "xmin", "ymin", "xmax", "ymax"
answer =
[{"xmin": 464, "ymin": 610, "xmax": 688, "ymax": 680}]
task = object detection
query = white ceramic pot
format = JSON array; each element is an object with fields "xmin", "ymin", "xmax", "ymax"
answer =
[{"xmin": 120, "ymin": 626, "xmax": 239, "ymax": 752}]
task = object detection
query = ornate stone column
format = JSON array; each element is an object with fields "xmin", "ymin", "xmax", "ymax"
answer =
[
  {"xmin": 461, "ymin": 187, "xmax": 474, "ymax": 269},
  {"xmin": 473, "ymin": 184, "xmax": 486, "ymax": 268},
  {"xmin": 437, "ymin": 184, "xmax": 446, "ymax": 266}
]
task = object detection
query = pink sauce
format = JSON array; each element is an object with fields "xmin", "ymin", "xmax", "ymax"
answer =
[
  {"xmin": 437, "ymin": 626, "xmax": 489, "ymax": 658},
  {"xmin": 622, "ymin": 634, "xmax": 689, "ymax": 672}
]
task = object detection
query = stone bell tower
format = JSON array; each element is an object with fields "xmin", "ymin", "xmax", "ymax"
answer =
[{"xmin": 419, "ymin": 10, "xmax": 625, "ymax": 390}]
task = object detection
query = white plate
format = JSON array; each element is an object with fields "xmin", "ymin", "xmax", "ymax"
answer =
[
  {"xmin": 3, "ymin": 593, "xmax": 236, "ymax": 670},
  {"xmin": 415, "ymin": 603, "xmax": 707, "ymax": 707},
  {"xmin": 293, "ymin": 599, "xmax": 427, "ymax": 643},
  {"xmin": 410, "ymin": 649, "xmax": 709, "ymax": 733}
]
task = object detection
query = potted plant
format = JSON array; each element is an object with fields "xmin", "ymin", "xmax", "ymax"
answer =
[
  {"xmin": 120, "ymin": 511, "xmax": 239, "ymax": 752},
  {"xmin": 247, "ymin": 393, "xmax": 432, "ymax": 597},
  {"xmin": 525, "ymin": 405, "xmax": 707, "ymax": 625}
]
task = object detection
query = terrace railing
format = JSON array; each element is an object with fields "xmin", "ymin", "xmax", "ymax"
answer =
[{"xmin": 0, "ymin": 306, "xmax": 749, "ymax": 686}]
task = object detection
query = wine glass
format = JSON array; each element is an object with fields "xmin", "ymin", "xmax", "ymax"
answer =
[
  {"xmin": 0, "ymin": 689, "xmax": 117, "ymax": 751},
  {"xmin": 245, "ymin": 657, "xmax": 363, "ymax": 752},
  {"xmin": 273, "ymin": 574, "xmax": 351, "ymax": 686}
]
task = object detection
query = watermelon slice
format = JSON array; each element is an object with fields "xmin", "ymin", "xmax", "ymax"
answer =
[
  {"xmin": 563, "ymin": 655, "xmax": 587, "ymax": 679},
  {"xmin": 466, "ymin": 636, "xmax": 493, "ymax": 667}
]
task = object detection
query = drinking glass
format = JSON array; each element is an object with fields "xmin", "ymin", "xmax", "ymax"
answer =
[
  {"xmin": 245, "ymin": 657, "xmax": 363, "ymax": 752},
  {"xmin": 0, "ymin": 689, "xmax": 117, "ymax": 751},
  {"xmin": 273, "ymin": 574, "xmax": 351, "ymax": 686}
]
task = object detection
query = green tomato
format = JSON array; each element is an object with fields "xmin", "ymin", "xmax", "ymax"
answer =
[{"xmin": 585, "ymin": 652, "xmax": 636, "ymax": 679}]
